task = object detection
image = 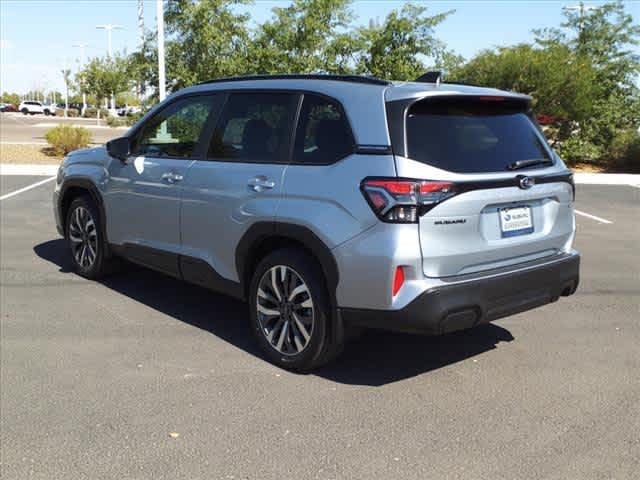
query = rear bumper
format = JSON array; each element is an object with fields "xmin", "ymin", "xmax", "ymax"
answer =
[{"xmin": 341, "ymin": 252, "xmax": 580, "ymax": 335}]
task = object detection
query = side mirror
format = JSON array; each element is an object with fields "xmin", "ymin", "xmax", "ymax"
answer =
[{"xmin": 106, "ymin": 137, "xmax": 130, "ymax": 161}]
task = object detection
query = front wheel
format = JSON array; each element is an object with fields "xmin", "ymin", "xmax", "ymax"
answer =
[
  {"xmin": 249, "ymin": 249, "xmax": 344, "ymax": 371},
  {"xmin": 21, "ymin": 108, "xmax": 28, "ymax": 115},
  {"xmin": 66, "ymin": 196, "xmax": 117, "ymax": 279},
  {"xmin": 44, "ymin": 109, "xmax": 50, "ymax": 116}
]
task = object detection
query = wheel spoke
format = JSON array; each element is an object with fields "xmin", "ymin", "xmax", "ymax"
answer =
[
  {"xmin": 266, "ymin": 318, "xmax": 284, "ymax": 342},
  {"xmin": 257, "ymin": 304, "xmax": 280, "ymax": 317},
  {"xmin": 276, "ymin": 320, "xmax": 289, "ymax": 351},
  {"xmin": 299, "ymin": 298, "xmax": 313, "ymax": 309},
  {"xmin": 270, "ymin": 268, "xmax": 282, "ymax": 301},
  {"xmin": 258, "ymin": 288, "xmax": 278, "ymax": 305},
  {"xmin": 288, "ymin": 282, "xmax": 309, "ymax": 301},
  {"xmin": 291, "ymin": 312, "xmax": 311, "ymax": 342}
]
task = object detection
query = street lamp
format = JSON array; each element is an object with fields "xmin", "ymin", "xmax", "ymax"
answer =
[
  {"xmin": 73, "ymin": 42, "xmax": 88, "ymax": 115},
  {"xmin": 95, "ymin": 24, "xmax": 124, "ymax": 58},
  {"xmin": 96, "ymin": 24, "xmax": 124, "ymax": 112},
  {"xmin": 563, "ymin": 3, "xmax": 599, "ymax": 33},
  {"xmin": 157, "ymin": 0, "xmax": 166, "ymax": 102}
]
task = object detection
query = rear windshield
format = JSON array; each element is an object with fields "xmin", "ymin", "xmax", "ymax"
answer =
[{"xmin": 405, "ymin": 97, "xmax": 551, "ymax": 173}]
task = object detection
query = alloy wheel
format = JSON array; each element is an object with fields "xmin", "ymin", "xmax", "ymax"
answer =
[
  {"xmin": 256, "ymin": 265, "xmax": 314, "ymax": 356},
  {"xmin": 68, "ymin": 206, "xmax": 98, "ymax": 269}
]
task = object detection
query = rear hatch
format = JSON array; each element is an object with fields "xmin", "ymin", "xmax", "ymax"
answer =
[{"xmin": 387, "ymin": 93, "xmax": 575, "ymax": 278}]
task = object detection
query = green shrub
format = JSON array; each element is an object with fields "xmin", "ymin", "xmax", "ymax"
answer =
[
  {"xmin": 126, "ymin": 111, "xmax": 144, "ymax": 125},
  {"xmin": 610, "ymin": 130, "xmax": 640, "ymax": 172},
  {"xmin": 44, "ymin": 125, "xmax": 93, "ymax": 156},
  {"xmin": 82, "ymin": 107, "xmax": 109, "ymax": 118},
  {"xmin": 55, "ymin": 108, "xmax": 79, "ymax": 117},
  {"xmin": 106, "ymin": 116, "xmax": 128, "ymax": 128}
]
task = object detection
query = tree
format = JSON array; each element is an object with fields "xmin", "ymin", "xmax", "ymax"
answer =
[
  {"xmin": 163, "ymin": 0, "xmax": 252, "ymax": 89},
  {"xmin": 251, "ymin": 0, "xmax": 358, "ymax": 74},
  {"xmin": 535, "ymin": 0, "xmax": 639, "ymax": 93},
  {"xmin": 355, "ymin": 3, "xmax": 455, "ymax": 80},
  {"xmin": 1, "ymin": 92, "xmax": 20, "ymax": 105},
  {"xmin": 450, "ymin": 44, "xmax": 597, "ymax": 131},
  {"xmin": 78, "ymin": 55, "xmax": 131, "ymax": 123}
]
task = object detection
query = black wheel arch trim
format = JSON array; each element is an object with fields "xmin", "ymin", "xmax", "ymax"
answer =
[
  {"xmin": 58, "ymin": 178, "xmax": 111, "ymax": 256},
  {"xmin": 236, "ymin": 222, "xmax": 340, "ymax": 307}
]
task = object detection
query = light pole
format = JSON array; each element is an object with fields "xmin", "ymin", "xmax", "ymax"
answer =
[
  {"xmin": 95, "ymin": 23, "xmax": 124, "ymax": 58},
  {"xmin": 73, "ymin": 42, "xmax": 88, "ymax": 115},
  {"xmin": 157, "ymin": 0, "xmax": 166, "ymax": 102},
  {"xmin": 563, "ymin": 2, "xmax": 598, "ymax": 36},
  {"xmin": 96, "ymin": 24, "xmax": 124, "ymax": 112}
]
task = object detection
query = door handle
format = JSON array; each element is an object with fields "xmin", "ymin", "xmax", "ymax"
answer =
[
  {"xmin": 161, "ymin": 172, "xmax": 184, "ymax": 184},
  {"xmin": 248, "ymin": 175, "xmax": 275, "ymax": 192}
]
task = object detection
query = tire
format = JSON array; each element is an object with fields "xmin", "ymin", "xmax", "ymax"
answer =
[
  {"xmin": 65, "ymin": 195, "xmax": 117, "ymax": 279},
  {"xmin": 44, "ymin": 109, "xmax": 50, "ymax": 116},
  {"xmin": 21, "ymin": 108, "xmax": 28, "ymax": 115},
  {"xmin": 249, "ymin": 248, "xmax": 344, "ymax": 371}
]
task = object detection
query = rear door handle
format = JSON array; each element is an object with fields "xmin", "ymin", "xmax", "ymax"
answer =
[
  {"xmin": 161, "ymin": 172, "xmax": 184, "ymax": 184},
  {"xmin": 248, "ymin": 175, "xmax": 275, "ymax": 192}
]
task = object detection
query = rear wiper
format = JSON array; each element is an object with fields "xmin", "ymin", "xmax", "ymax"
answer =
[{"xmin": 507, "ymin": 158, "xmax": 554, "ymax": 170}]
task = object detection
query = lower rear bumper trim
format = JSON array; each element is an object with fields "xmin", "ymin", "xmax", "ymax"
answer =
[{"xmin": 341, "ymin": 253, "xmax": 580, "ymax": 335}]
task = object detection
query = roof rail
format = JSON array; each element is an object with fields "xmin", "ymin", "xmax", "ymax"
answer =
[
  {"xmin": 197, "ymin": 74, "xmax": 391, "ymax": 87},
  {"xmin": 415, "ymin": 71, "xmax": 443, "ymax": 85}
]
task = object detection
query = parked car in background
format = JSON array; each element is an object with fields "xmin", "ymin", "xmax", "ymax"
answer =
[
  {"xmin": 0, "ymin": 103, "xmax": 18, "ymax": 112},
  {"xmin": 53, "ymin": 73, "xmax": 580, "ymax": 370},
  {"xmin": 19, "ymin": 101, "xmax": 57, "ymax": 116},
  {"xmin": 117, "ymin": 105, "xmax": 142, "ymax": 117}
]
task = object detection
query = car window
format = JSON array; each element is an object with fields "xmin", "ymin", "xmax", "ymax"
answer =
[
  {"xmin": 207, "ymin": 92, "xmax": 297, "ymax": 163},
  {"xmin": 132, "ymin": 95, "xmax": 217, "ymax": 158},
  {"xmin": 403, "ymin": 97, "xmax": 551, "ymax": 173},
  {"xmin": 292, "ymin": 94, "xmax": 354, "ymax": 165}
]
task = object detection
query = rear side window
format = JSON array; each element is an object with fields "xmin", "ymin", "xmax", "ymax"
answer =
[
  {"xmin": 292, "ymin": 94, "xmax": 354, "ymax": 165},
  {"xmin": 207, "ymin": 92, "xmax": 298, "ymax": 163},
  {"xmin": 404, "ymin": 98, "xmax": 551, "ymax": 173}
]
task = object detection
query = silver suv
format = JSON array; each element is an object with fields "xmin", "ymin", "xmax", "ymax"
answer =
[{"xmin": 53, "ymin": 74, "xmax": 580, "ymax": 371}]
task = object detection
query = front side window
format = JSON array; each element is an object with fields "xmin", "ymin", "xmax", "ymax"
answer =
[
  {"xmin": 292, "ymin": 94, "xmax": 353, "ymax": 165},
  {"xmin": 132, "ymin": 95, "xmax": 216, "ymax": 158},
  {"xmin": 207, "ymin": 92, "xmax": 297, "ymax": 163}
]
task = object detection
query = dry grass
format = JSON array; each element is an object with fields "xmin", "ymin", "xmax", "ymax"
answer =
[
  {"xmin": 0, "ymin": 144, "xmax": 63, "ymax": 164},
  {"xmin": 570, "ymin": 162, "xmax": 608, "ymax": 173}
]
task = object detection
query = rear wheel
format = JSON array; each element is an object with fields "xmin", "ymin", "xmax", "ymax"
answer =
[
  {"xmin": 44, "ymin": 109, "xmax": 50, "ymax": 116},
  {"xmin": 249, "ymin": 249, "xmax": 344, "ymax": 371},
  {"xmin": 65, "ymin": 195, "xmax": 117, "ymax": 279}
]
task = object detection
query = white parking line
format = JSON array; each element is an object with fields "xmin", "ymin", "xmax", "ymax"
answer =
[
  {"xmin": 0, "ymin": 176, "xmax": 56, "ymax": 201},
  {"xmin": 574, "ymin": 209, "xmax": 613, "ymax": 224}
]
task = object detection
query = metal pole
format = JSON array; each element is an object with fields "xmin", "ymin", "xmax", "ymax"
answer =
[
  {"xmin": 73, "ymin": 43, "xmax": 88, "ymax": 115},
  {"xmin": 157, "ymin": 0, "xmax": 166, "ymax": 102}
]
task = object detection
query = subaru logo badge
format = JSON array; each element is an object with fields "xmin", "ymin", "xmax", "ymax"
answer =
[{"xmin": 518, "ymin": 176, "xmax": 535, "ymax": 190}]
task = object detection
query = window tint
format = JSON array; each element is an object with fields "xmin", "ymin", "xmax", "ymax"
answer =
[
  {"xmin": 293, "ymin": 94, "xmax": 353, "ymax": 165},
  {"xmin": 405, "ymin": 98, "xmax": 552, "ymax": 173},
  {"xmin": 207, "ymin": 92, "xmax": 297, "ymax": 163},
  {"xmin": 132, "ymin": 95, "xmax": 216, "ymax": 158}
]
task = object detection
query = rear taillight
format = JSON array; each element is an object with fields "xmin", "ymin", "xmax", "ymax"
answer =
[{"xmin": 361, "ymin": 178, "xmax": 456, "ymax": 223}]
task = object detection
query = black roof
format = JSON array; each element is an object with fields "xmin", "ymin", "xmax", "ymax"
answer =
[{"xmin": 197, "ymin": 74, "xmax": 391, "ymax": 87}]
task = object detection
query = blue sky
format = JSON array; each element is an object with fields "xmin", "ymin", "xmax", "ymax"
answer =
[{"xmin": 1, "ymin": 0, "xmax": 637, "ymax": 94}]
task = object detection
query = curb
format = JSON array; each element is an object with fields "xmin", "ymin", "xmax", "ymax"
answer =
[
  {"xmin": 572, "ymin": 173, "xmax": 640, "ymax": 187},
  {"xmin": 0, "ymin": 164, "xmax": 59, "ymax": 176}
]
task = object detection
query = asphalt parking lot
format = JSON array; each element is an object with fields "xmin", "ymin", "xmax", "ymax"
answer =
[
  {"xmin": 1, "ymin": 176, "xmax": 638, "ymax": 479},
  {"xmin": 0, "ymin": 112, "xmax": 124, "ymax": 145}
]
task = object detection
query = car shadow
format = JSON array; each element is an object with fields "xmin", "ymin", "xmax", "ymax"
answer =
[{"xmin": 34, "ymin": 239, "xmax": 514, "ymax": 386}]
